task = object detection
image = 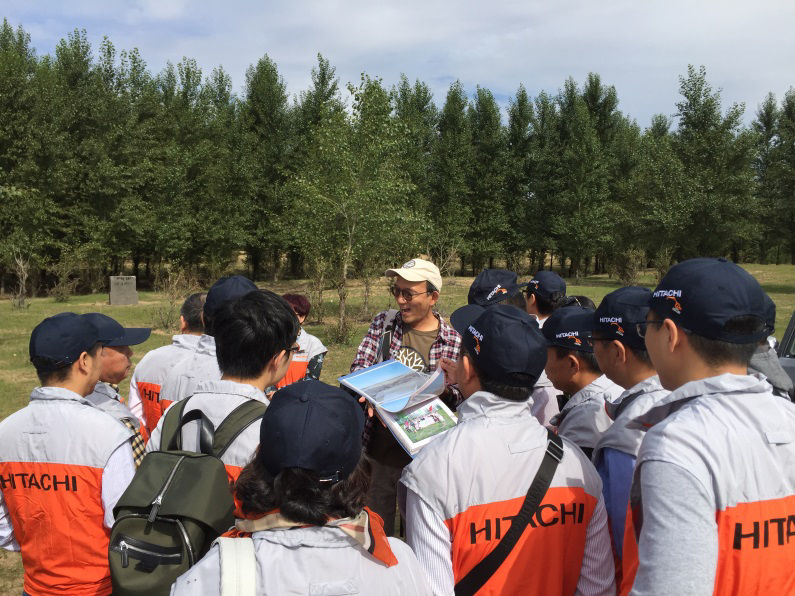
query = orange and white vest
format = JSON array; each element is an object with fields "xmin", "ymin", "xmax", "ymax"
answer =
[
  {"xmin": 128, "ymin": 334, "xmax": 200, "ymax": 432},
  {"xmin": 622, "ymin": 373, "xmax": 795, "ymax": 594},
  {"xmin": 0, "ymin": 386, "xmax": 132, "ymax": 595},
  {"xmin": 158, "ymin": 334, "xmax": 221, "ymax": 406},
  {"xmin": 275, "ymin": 328, "xmax": 327, "ymax": 389},
  {"xmin": 146, "ymin": 379, "xmax": 266, "ymax": 483},
  {"xmin": 401, "ymin": 391, "xmax": 608, "ymax": 594}
]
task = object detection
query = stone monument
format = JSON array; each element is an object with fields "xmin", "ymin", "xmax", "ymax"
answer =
[{"xmin": 109, "ymin": 276, "xmax": 138, "ymax": 306}]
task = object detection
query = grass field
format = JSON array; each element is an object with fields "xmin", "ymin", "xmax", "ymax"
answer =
[{"xmin": 1, "ymin": 264, "xmax": 793, "ymax": 590}]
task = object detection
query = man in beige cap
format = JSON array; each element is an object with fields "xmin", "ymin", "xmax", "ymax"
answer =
[{"xmin": 350, "ymin": 258, "xmax": 462, "ymax": 535}]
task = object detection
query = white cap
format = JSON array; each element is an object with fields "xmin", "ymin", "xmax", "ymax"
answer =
[{"xmin": 385, "ymin": 258, "xmax": 442, "ymax": 292}]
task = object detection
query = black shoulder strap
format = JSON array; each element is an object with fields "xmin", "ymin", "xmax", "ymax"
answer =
[
  {"xmin": 213, "ymin": 400, "xmax": 267, "ymax": 458},
  {"xmin": 159, "ymin": 396, "xmax": 192, "ymax": 451},
  {"xmin": 454, "ymin": 430, "xmax": 564, "ymax": 596},
  {"xmin": 379, "ymin": 309, "xmax": 399, "ymax": 363}
]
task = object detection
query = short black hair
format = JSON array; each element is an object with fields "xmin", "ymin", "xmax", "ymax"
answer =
[
  {"xmin": 36, "ymin": 342, "xmax": 103, "ymax": 385},
  {"xmin": 528, "ymin": 290, "xmax": 568, "ymax": 316},
  {"xmin": 465, "ymin": 349, "xmax": 534, "ymax": 402},
  {"xmin": 426, "ymin": 281, "xmax": 439, "ymax": 294},
  {"xmin": 214, "ymin": 290, "xmax": 300, "ymax": 379},
  {"xmin": 235, "ymin": 456, "xmax": 370, "ymax": 524},
  {"xmin": 684, "ymin": 315, "xmax": 762, "ymax": 367},
  {"xmin": 502, "ymin": 292, "xmax": 528, "ymax": 310},
  {"xmin": 181, "ymin": 293, "xmax": 206, "ymax": 333},
  {"xmin": 554, "ymin": 346, "xmax": 602, "ymax": 374}
]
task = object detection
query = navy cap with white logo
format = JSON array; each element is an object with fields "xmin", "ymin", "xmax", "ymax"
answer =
[
  {"xmin": 468, "ymin": 269, "xmax": 528, "ymax": 307},
  {"xmin": 29, "ymin": 312, "xmax": 102, "ymax": 372},
  {"xmin": 81, "ymin": 313, "xmax": 151, "ymax": 347},
  {"xmin": 590, "ymin": 286, "xmax": 651, "ymax": 351},
  {"xmin": 650, "ymin": 258, "xmax": 770, "ymax": 344},
  {"xmin": 450, "ymin": 304, "xmax": 547, "ymax": 388},
  {"xmin": 526, "ymin": 271, "xmax": 566, "ymax": 303},
  {"xmin": 541, "ymin": 306, "xmax": 595, "ymax": 353},
  {"xmin": 204, "ymin": 275, "xmax": 258, "ymax": 318},
  {"xmin": 258, "ymin": 380, "xmax": 364, "ymax": 482}
]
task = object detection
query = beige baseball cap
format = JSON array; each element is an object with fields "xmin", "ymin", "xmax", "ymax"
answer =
[{"xmin": 385, "ymin": 258, "xmax": 443, "ymax": 292}]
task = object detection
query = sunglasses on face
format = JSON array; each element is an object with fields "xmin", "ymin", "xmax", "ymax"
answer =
[{"xmin": 390, "ymin": 286, "xmax": 431, "ymax": 302}]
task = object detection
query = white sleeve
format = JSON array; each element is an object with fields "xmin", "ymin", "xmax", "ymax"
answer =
[
  {"xmin": 127, "ymin": 369, "xmax": 144, "ymax": 421},
  {"xmin": 0, "ymin": 489, "xmax": 20, "ymax": 551},
  {"xmin": 102, "ymin": 442, "xmax": 136, "ymax": 528},
  {"xmin": 576, "ymin": 493, "xmax": 616, "ymax": 596},
  {"xmin": 405, "ymin": 487, "xmax": 454, "ymax": 596}
]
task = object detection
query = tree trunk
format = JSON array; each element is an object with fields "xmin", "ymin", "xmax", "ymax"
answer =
[{"xmin": 362, "ymin": 276, "xmax": 371, "ymax": 319}]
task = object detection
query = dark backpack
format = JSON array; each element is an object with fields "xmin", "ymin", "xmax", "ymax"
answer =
[{"xmin": 108, "ymin": 397, "xmax": 266, "ymax": 596}]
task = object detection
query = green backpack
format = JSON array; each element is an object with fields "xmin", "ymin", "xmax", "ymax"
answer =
[{"xmin": 108, "ymin": 397, "xmax": 266, "ymax": 596}]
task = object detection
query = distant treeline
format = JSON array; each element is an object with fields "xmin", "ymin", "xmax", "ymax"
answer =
[{"xmin": 1, "ymin": 19, "xmax": 793, "ymax": 303}]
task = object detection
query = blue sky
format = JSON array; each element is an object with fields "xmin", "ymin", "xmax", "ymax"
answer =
[{"xmin": 4, "ymin": 1, "xmax": 794, "ymax": 127}]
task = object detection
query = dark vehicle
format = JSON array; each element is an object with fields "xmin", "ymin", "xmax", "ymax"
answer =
[{"xmin": 777, "ymin": 311, "xmax": 795, "ymax": 386}]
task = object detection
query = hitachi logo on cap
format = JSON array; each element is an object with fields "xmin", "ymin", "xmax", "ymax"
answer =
[
  {"xmin": 468, "ymin": 326, "xmax": 484, "ymax": 342},
  {"xmin": 599, "ymin": 316, "xmax": 622, "ymax": 323},
  {"xmin": 653, "ymin": 289, "xmax": 682, "ymax": 298},
  {"xmin": 555, "ymin": 331, "xmax": 579, "ymax": 339},
  {"xmin": 487, "ymin": 285, "xmax": 508, "ymax": 300},
  {"xmin": 402, "ymin": 260, "xmax": 415, "ymax": 268}
]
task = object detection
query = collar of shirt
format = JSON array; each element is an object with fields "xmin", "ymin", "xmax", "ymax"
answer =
[
  {"xmin": 606, "ymin": 375, "xmax": 664, "ymax": 421},
  {"xmin": 30, "ymin": 385, "xmax": 88, "ymax": 404},
  {"xmin": 561, "ymin": 375, "xmax": 615, "ymax": 413},
  {"xmin": 90, "ymin": 381, "xmax": 122, "ymax": 402},
  {"xmin": 457, "ymin": 390, "xmax": 533, "ymax": 421},
  {"xmin": 194, "ymin": 334, "xmax": 216, "ymax": 357},
  {"xmin": 192, "ymin": 378, "xmax": 268, "ymax": 403},
  {"xmin": 629, "ymin": 372, "xmax": 773, "ymax": 429},
  {"xmin": 172, "ymin": 334, "xmax": 201, "ymax": 350}
]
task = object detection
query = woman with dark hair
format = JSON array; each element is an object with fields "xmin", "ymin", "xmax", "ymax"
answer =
[
  {"xmin": 276, "ymin": 293, "xmax": 327, "ymax": 387},
  {"xmin": 171, "ymin": 380, "xmax": 431, "ymax": 595}
]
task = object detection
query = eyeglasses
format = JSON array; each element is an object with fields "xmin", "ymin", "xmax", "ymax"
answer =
[
  {"xmin": 286, "ymin": 344, "xmax": 301, "ymax": 357},
  {"xmin": 636, "ymin": 320, "xmax": 665, "ymax": 338},
  {"xmin": 390, "ymin": 286, "xmax": 431, "ymax": 302}
]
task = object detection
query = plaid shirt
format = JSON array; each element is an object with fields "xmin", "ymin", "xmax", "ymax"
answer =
[{"xmin": 350, "ymin": 309, "xmax": 462, "ymax": 447}]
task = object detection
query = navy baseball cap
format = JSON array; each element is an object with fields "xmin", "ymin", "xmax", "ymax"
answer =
[
  {"xmin": 542, "ymin": 306, "xmax": 595, "ymax": 353},
  {"xmin": 589, "ymin": 286, "xmax": 651, "ymax": 351},
  {"xmin": 450, "ymin": 304, "xmax": 547, "ymax": 387},
  {"xmin": 81, "ymin": 313, "xmax": 150, "ymax": 347},
  {"xmin": 468, "ymin": 269, "xmax": 528, "ymax": 307},
  {"xmin": 29, "ymin": 312, "xmax": 102, "ymax": 372},
  {"xmin": 650, "ymin": 258, "xmax": 770, "ymax": 343},
  {"xmin": 204, "ymin": 275, "xmax": 258, "ymax": 318},
  {"xmin": 258, "ymin": 380, "xmax": 364, "ymax": 482},
  {"xmin": 527, "ymin": 271, "xmax": 566, "ymax": 302}
]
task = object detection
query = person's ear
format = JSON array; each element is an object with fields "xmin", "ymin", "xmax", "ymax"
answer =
[
  {"xmin": 567, "ymin": 353, "xmax": 580, "ymax": 375},
  {"xmin": 613, "ymin": 340, "xmax": 628, "ymax": 366},
  {"xmin": 662, "ymin": 319, "xmax": 681, "ymax": 354},
  {"xmin": 428, "ymin": 290, "xmax": 440, "ymax": 306},
  {"xmin": 179, "ymin": 315, "xmax": 188, "ymax": 333},
  {"xmin": 76, "ymin": 349, "xmax": 95, "ymax": 376}
]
